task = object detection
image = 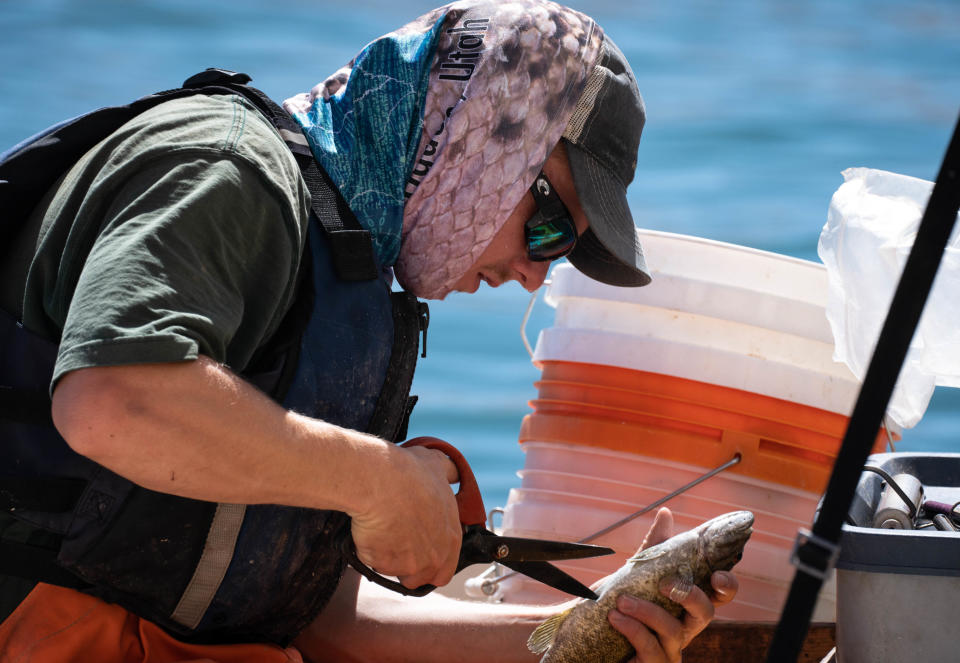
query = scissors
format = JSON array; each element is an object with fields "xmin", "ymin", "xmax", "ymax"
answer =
[{"xmin": 342, "ymin": 436, "xmax": 613, "ymax": 600}]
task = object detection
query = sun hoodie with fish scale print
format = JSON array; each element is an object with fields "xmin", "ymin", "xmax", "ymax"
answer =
[{"xmin": 284, "ymin": 0, "xmax": 604, "ymax": 299}]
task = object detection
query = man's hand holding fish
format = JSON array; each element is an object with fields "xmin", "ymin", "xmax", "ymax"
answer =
[
  {"xmin": 598, "ymin": 508, "xmax": 743, "ymax": 663},
  {"xmin": 528, "ymin": 508, "xmax": 752, "ymax": 663}
]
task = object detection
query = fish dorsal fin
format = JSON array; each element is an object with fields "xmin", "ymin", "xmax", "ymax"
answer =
[
  {"xmin": 527, "ymin": 606, "xmax": 574, "ymax": 655},
  {"xmin": 627, "ymin": 546, "xmax": 667, "ymax": 565}
]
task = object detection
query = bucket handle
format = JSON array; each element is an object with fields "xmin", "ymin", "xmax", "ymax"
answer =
[{"xmin": 520, "ymin": 280, "xmax": 550, "ymax": 359}]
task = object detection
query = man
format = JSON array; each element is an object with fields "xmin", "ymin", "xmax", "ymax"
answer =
[{"xmin": 0, "ymin": 1, "xmax": 738, "ymax": 661}]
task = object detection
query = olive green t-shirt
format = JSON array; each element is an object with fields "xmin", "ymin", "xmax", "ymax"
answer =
[
  {"xmin": 0, "ymin": 93, "xmax": 312, "ymax": 619},
  {"xmin": 13, "ymin": 93, "xmax": 311, "ymax": 386}
]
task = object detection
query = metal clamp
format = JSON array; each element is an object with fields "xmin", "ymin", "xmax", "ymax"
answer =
[
  {"xmin": 790, "ymin": 528, "xmax": 840, "ymax": 581},
  {"xmin": 862, "ymin": 465, "xmax": 921, "ymax": 520}
]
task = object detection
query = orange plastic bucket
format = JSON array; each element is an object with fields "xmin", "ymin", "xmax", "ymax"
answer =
[{"xmin": 521, "ymin": 360, "xmax": 887, "ymax": 494}]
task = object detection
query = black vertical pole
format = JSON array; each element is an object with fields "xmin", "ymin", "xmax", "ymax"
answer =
[{"xmin": 764, "ymin": 112, "xmax": 960, "ymax": 663}]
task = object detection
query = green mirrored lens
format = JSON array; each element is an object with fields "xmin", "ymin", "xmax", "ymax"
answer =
[{"xmin": 526, "ymin": 217, "xmax": 577, "ymax": 261}]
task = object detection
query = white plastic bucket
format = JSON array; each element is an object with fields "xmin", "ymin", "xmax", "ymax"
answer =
[
  {"xmin": 495, "ymin": 231, "xmax": 857, "ymax": 621},
  {"xmin": 535, "ymin": 230, "xmax": 862, "ymax": 414}
]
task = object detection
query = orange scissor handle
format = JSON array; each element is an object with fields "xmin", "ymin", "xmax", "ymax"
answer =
[{"xmin": 400, "ymin": 436, "xmax": 486, "ymax": 528}]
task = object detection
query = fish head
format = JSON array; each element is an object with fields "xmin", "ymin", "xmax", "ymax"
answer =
[{"xmin": 697, "ymin": 510, "xmax": 754, "ymax": 571}]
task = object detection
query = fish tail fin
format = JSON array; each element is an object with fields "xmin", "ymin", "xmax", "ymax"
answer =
[{"xmin": 527, "ymin": 607, "xmax": 574, "ymax": 655}]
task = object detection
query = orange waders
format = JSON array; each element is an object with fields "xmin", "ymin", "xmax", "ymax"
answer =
[{"xmin": 0, "ymin": 584, "xmax": 304, "ymax": 663}]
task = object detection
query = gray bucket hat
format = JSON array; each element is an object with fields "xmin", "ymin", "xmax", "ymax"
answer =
[{"xmin": 563, "ymin": 35, "xmax": 651, "ymax": 287}]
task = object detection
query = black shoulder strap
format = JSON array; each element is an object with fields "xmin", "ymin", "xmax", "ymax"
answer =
[
  {"xmin": 765, "ymin": 113, "xmax": 960, "ymax": 662},
  {"xmin": 0, "ymin": 68, "xmax": 378, "ymax": 281},
  {"xmin": 0, "ymin": 76, "xmax": 241, "ymax": 242}
]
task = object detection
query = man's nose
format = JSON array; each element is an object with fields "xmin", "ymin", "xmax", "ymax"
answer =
[{"xmin": 514, "ymin": 257, "xmax": 550, "ymax": 292}]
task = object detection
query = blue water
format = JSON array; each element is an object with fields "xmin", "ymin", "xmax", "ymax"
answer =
[{"xmin": 2, "ymin": 0, "xmax": 958, "ymax": 510}]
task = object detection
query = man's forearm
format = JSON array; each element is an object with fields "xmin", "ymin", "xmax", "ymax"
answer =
[
  {"xmin": 50, "ymin": 355, "xmax": 393, "ymax": 514},
  {"xmin": 296, "ymin": 569, "xmax": 554, "ymax": 663},
  {"xmin": 51, "ymin": 354, "xmax": 463, "ymax": 589}
]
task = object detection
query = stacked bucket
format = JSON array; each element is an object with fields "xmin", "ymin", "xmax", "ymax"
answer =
[{"xmin": 498, "ymin": 230, "xmax": 887, "ymax": 621}]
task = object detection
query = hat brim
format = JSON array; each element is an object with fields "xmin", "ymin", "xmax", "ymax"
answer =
[{"xmin": 565, "ymin": 141, "xmax": 651, "ymax": 287}]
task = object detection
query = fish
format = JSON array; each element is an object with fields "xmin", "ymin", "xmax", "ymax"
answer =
[{"xmin": 527, "ymin": 510, "xmax": 754, "ymax": 663}]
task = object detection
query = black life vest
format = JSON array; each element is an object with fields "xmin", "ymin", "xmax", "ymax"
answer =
[{"xmin": 0, "ymin": 69, "xmax": 429, "ymax": 645}]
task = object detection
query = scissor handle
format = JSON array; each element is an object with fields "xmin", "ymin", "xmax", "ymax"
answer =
[{"xmin": 401, "ymin": 436, "xmax": 487, "ymax": 528}]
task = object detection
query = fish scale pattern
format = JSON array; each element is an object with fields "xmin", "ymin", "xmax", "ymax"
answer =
[
  {"xmin": 396, "ymin": 0, "xmax": 603, "ymax": 299},
  {"xmin": 285, "ymin": 0, "xmax": 603, "ymax": 299}
]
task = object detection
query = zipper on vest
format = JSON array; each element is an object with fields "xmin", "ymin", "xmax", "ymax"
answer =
[{"xmin": 417, "ymin": 302, "xmax": 430, "ymax": 358}]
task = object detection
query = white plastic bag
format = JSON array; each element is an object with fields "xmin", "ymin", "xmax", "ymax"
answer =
[{"xmin": 818, "ymin": 167, "xmax": 960, "ymax": 429}]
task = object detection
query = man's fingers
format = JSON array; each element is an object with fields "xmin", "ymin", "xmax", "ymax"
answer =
[
  {"xmin": 433, "ymin": 539, "xmax": 462, "ymax": 587},
  {"xmin": 396, "ymin": 557, "xmax": 453, "ymax": 590},
  {"xmin": 430, "ymin": 448, "xmax": 460, "ymax": 484},
  {"xmin": 607, "ymin": 602, "xmax": 669, "ymax": 663},
  {"xmin": 709, "ymin": 571, "xmax": 738, "ymax": 605},
  {"xmin": 396, "ymin": 530, "xmax": 461, "ymax": 589},
  {"xmin": 407, "ymin": 446, "xmax": 459, "ymax": 484},
  {"xmin": 659, "ymin": 578, "xmax": 715, "ymax": 648}
]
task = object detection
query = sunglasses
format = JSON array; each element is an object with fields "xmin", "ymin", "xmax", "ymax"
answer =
[{"xmin": 525, "ymin": 172, "xmax": 578, "ymax": 262}]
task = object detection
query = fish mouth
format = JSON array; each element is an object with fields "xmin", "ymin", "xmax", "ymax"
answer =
[
  {"xmin": 720, "ymin": 510, "xmax": 755, "ymax": 534},
  {"xmin": 699, "ymin": 510, "xmax": 754, "ymax": 570}
]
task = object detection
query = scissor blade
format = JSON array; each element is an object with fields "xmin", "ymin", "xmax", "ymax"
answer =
[
  {"xmin": 502, "ymin": 560, "xmax": 599, "ymax": 601},
  {"xmin": 487, "ymin": 535, "xmax": 614, "ymax": 562}
]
